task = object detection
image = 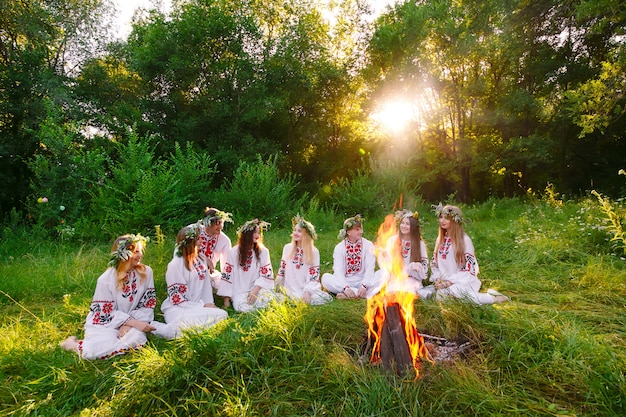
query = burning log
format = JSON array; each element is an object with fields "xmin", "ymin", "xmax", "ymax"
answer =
[
  {"xmin": 365, "ymin": 294, "xmax": 428, "ymax": 377},
  {"xmin": 364, "ymin": 214, "xmax": 432, "ymax": 378},
  {"xmin": 379, "ymin": 302, "xmax": 414, "ymax": 376}
]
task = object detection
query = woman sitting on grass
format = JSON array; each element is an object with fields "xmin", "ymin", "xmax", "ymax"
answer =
[
  {"xmin": 197, "ymin": 207, "xmax": 233, "ymax": 308},
  {"xmin": 222, "ymin": 219, "xmax": 284, "ymax": 312},
  {"xmin": 152, "ymin": 223, "xmax": 228, "ymax": 339},
  {"xmin": 276, "ymin": 215, "xmax": 332, "ymax": 305},
  {"xmin": 429, "ymin": 204, "xmax": 509, "ymax": 304},
  {"xmin": 321, "ymin": 214, "xmax": 379, "ymax": 300},
  {"xmin": 60, "ymin": 234, "xmax": 161, "ymax": 359},
  {"xmin": 376, "ymin": 209, "xmax": 432, "ymax": 298}
]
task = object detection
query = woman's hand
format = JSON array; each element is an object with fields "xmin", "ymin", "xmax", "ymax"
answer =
[
  {"xmin": 123, "ymin": 318, "xmax": 156, "ymax": 335},
  {"xmin": 247, "ymin": 285, "xmax": 261, "ymax": 304},
  {"xmin": 357, "ymin": 284, "xmax": 367, "ymax": 298},
  {"xmin": 117, "ymin": 324, "xmax": 133, "ymax": 338},
  {"xmin": 434, "ymin": 279, "xmax": 452, "ymax": 290},
  {"xmin": 409, "ymin": 262, "xmax": 422, "ymax": 272},
  {"xmin": 303, "ymin": 291, "xmax": 312, "ymax": 304},
  {"xmin": 203, "ymin": 303, "xmax": 216, "ymax": 308}
]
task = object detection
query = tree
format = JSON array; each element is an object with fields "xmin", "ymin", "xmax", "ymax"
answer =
[
  {"xmin": 0, "ymin": 0, "xmax": 115, "ymax": 217},
  {"xmin": 365, "ymin": 0, "xmax": 626, "ymax": 200}
]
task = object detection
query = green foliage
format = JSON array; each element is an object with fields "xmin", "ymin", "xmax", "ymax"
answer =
[
  {"xmin": 89, "ymin": 132, "xmax": 217, "ymax": 238},
  {"xmin": 326, "ymin": 162, "xmax": 421, "ymax": 219},
  {"xmin": 591, "ymin": 176, "xmax": 626, "ymax": 255},
  {"xmin": 328, "ymin": 167, "xmax": 386, "ymax": 217},
  {"xmin": 27, "ymin": 104, "xmax": 109, "ymax": 239},
  {"xmin": 212, "ymin": 154, "xmax": 308, "ymax": 228}
]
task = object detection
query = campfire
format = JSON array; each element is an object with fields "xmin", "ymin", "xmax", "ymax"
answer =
[{"xmin": 364, "ymin": 214, "xmax": 431, "ymax": 377}]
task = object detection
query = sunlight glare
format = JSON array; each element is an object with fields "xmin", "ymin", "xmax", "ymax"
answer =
[{"xmin": 371, "ymin": 100, "xmax": 414, "ymax": 133}]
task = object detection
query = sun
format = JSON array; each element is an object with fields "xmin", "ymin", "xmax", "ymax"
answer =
[{"xmin": 371, "ymin": 100, "xmax": 414, "ymax": 133}]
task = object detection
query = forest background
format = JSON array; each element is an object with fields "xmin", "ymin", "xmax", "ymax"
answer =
[
  {"xmin": 1, "ymin": 1, "xmax": 626, "ymax": 415},
  {"xmin": 1, "ymin": 0, "xmax": 625, "ymax": 241}
]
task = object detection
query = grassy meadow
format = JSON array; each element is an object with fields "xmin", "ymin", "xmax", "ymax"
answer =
[{"xmin": 0, "ymin": 197, "xmax": 625, "ymax": 416}]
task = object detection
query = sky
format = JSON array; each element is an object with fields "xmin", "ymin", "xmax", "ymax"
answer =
[
  {"xmin": 113, "ymin": 0, "xmax": 172, "ymax": 39},
  {"xmin": 113, "ymin": 0, "xmax": 396, "ymax": 38}
]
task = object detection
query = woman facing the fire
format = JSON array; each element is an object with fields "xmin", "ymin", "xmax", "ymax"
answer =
[
  {"xmin": 321, "ymin": 214, "xmax": 379, "ymax": 299},
  {"xmin": 428, "ymin": 204, "xmax": 509, "ymax": 304},
  {"xmin": 375, "ymin": 209, "xmax": 433, "ymax": 298},
  {"xmin": 276, "ymin": 215, "xmax": 332, "ymax": 305}
]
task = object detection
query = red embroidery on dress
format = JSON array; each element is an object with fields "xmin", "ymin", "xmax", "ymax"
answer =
[
  {"xmin": 200, "ymin": 232, "xmax": 218, "ymax": 258},
  {"xmin": 168, "ymin": 283, "xmax": 188, "ymax": 305},
  {"xmin": 345, "ymin": 240, "xmax": 363, "ymax": 275},
  {"xmin": 277, "ymin": 259, "xmax": 286, "ymax": 279},
  {"xmin": 193, "ymin": 259, "xmax": 207, "ymax": 280},
  {"xmin": 308, "ymin": 266, "xmax": 320, "ymax": 282},
  {"xmin": 402, "ymin": 239, "xmax": 411, "ymax": 259},
  {"xmin": 242, "ymin": 250, "xmax": 253, "ymax": 271},
  {"xmin": 293, "ymin": 247, "xmax": 303, "ymax": 270},
  {"xmin": 122, "ymin": 270, "xmax": 139, "ymax": 303},
  {"xmin": 260, "ymin": 264, "xmax": 273, "ymax": 280},
  {"xmin": 439, "ymin": 236, "xmax": 452, "ymax": 260}
]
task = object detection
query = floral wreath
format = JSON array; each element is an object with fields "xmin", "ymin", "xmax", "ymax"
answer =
[
  {"xmin": 292, "ymin": 214, "xmax": 317, "ymax": 240},
  {"xmin": 237, "ymin": 218, "xmax": 271, "ymax": 236},
  {"xmin": 175, "ymin": 222, "xmax": 202, "ymax": 257},
  {"xmin": 432, "ymin": 202, "xmax": 464, "ymax": 224},
  {"xmin": 394, "ymin": 209, "xmax": 421, "ymax": 224},
  {"xmin": 109, "ymin": 234, "xmax": 149, "ymax": 267},
  {"xmin": 338, "ymin": 214, "xmax": 364, "ymax": 239},
  {"xmin": 203, "ymin": 209, "xmax": 234, "ymax": 226}
]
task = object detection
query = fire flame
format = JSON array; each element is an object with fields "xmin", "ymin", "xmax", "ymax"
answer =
[{"xmin": 365, "ymin": 214, "xmax": 430, "ymax": 376}]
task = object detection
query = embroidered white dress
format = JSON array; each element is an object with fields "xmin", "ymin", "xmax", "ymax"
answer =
[
  {"xmin": 375, "ymin": 236, "xmax": 430, "ymax": 296},
  {"xmin": 429, "ymin": 234, "xmax": 496, "ymax": 304},
  {"xmin": 156, "ymin": 254, "xmax": 228, "ymax": 338},
  {"xmin": 193, "ymin": 226, "xmax": 232, "ymax": 297},
  {"xmin": 321, "ymin": 238, "xmax": 379, "ymax": 298},
  {"xmin": 276, "ymin": 243, "xmax": 332, "ymax": 305},
  {"xmin": 222, "ymin": 245, "xmax": 284, "ymax": 312},
  {"xmin": 78, "ymin": 266, "xmax": 157, "ymax": 360}
]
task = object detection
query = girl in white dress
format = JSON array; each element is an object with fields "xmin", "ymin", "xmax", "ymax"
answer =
[
  {"xmin": 429, "ymin": 204, "xmax": 509, "ymax": 304},
  {"xmin": 222, "ymin": 219, "xmax": 284, "ymax": 312},
  {"xmin": 197, "ymin": 207, "xmax": 233, "ymax": 307},
  {"xmin": 154, "ymin": 223, "xmax": 228, "ymax": 339},
  {"xmin": 376, "ymin": 210, "xmax": 432, "ymax": 298},
  {"xmin": 60, "ymin": 234, "xmax": 160, "ymax": 359},
  {"xmin": 276, "ymin": 215, "xmax": 332, "ymax": 305},
  {"xmin": 321, "ymin": 214, "xmax": 379, "ymax": 299}
]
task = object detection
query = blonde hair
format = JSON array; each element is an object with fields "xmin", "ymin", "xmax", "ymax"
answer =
[
  {"xmin": 111, "ymin": 235, "xmax": 147, "ymax": 289},
  {"xmin": 288, "ymin": 224, "xmax": 316, "ymax": 265},
  {"xmin": 433, "ymin": 205, "xmax": 466, "ymax": 267}
]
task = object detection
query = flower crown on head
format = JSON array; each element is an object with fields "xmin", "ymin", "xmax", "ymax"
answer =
[
  {"xmin": 175, "ymin": 222, "xmax": 202, "ymax": 257},
  {"xmin": 394, "ymin": 209, "xmax": 420, "ymax": 223},
  {"xmin": 202, "ymin": 208, "xmax": 233, "ymax": 226},
  {"xmin": 433, "ymin": 202, "xmax": 464, "ymax": 224},
  {"xmin": 338, "ymin": 214, "xmax": 364, "ymax": 239},
  {"xmin": 237, "ymin": 218, "xmax": 271, "ymax": 236},
  {"xmin": 109, "ymin": 234, "xmax": 149, "ymax": 267},
  {"xmin": 292, "ymin": 214, "xmax": 317, "ymax": 240}
]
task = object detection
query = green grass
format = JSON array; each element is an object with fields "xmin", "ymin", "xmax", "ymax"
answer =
[{"xmin": 1, "ymin": 198, "xmax": 625, "ymax": 416}]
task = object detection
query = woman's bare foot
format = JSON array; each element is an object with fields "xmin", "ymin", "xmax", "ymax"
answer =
[
  {"xmin": 60, "ymin": 336, "xmax": 79, "ymax": 352},
  {"xmin": 222, "ymin": 297, "xmax": 231, "ymax": 308},
  {"xmin": 343, "ymin": 287, "xmax": 357, "ymax": 299}
]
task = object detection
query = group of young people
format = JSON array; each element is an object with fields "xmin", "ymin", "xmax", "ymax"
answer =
[{"xmin": 60, "ymin": 204, "xmax": 508, "ymax": 360}]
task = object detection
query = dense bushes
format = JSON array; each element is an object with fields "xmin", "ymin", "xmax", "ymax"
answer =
[{"xmin": 15, "ymin": 128, "xmax": 428, "ymax": 241}]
